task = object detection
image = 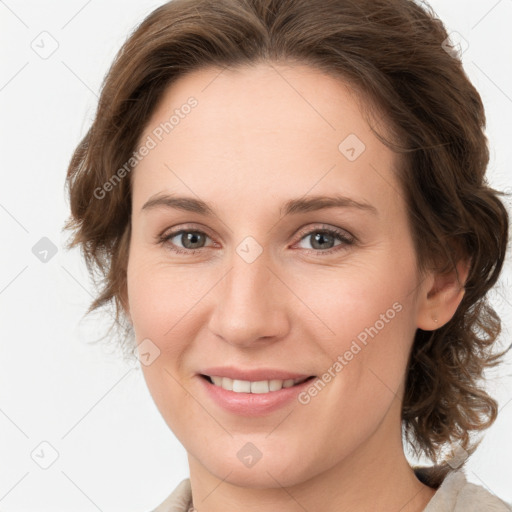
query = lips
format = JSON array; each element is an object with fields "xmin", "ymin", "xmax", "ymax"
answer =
[{"xmin": 198, "ymin": 371, "xmax": 317, "ymax": 416}]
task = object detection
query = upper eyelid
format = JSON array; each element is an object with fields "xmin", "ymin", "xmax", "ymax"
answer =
[
  {"xmin": 295, "ymin": 224, "xmax": 354, "ymax": 240},
  {"xmin": 160, "ymin": 224, "xmax": 218, "ymax": 243}
]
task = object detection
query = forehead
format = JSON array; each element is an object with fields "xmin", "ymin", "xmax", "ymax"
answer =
[
  {"xmin": 141, "ymin": 62, "xmax": 377, "ymax": 145},
  {"xmin": 131, "ymin": 62, "xmax": 401, "ymax": 217}
]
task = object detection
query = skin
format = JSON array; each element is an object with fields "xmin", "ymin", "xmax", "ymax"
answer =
[{"xmin": 124, "ymin": 63, "xmax": 467, "ymax": 512}]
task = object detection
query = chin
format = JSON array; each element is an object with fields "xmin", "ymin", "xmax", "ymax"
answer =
[{"xmin": 193, "ymin": 444, "xmax": 318, "ymax": 489}]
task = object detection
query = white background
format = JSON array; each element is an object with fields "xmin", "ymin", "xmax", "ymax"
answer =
[{"xmin": 0, "ymin": 0, "xmax": 511, "ymax": 510}]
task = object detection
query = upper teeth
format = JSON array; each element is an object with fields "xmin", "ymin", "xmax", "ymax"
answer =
[{"xmin": 209, "ymin": 376, "xmax": 307, "ymax": 393}]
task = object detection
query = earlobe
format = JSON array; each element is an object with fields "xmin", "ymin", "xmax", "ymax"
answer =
[{"xmin": 416, "ymin": 258, "xmax": 470, "ymax": 331}]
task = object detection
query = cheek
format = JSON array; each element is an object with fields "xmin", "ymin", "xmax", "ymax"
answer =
[
  {"xmin": 126, "ymin": 256, "xmax": 199, "ymax": 429},
  {"xmin": 301, "ymin": 260, "xmax": 415, "ymax": 347},
  {"xmin": 299, "ymin": 257, "xmax": 418, "ymax": 402},
  {"xmin": 292, "ymin": 265, "xmax": 417, "ymax": 439},
  {"xmin": 126, "ymin": 252, "xmax": 207, "ymax": 343}
]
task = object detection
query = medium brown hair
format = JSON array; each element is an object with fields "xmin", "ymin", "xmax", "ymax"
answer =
[{"xmin": 64, "ymin": 0, "xmax": 510, "ymax": 484}]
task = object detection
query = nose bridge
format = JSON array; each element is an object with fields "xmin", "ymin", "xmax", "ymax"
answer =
[{"xmin": 207, "ymin": 246, "xmax": 289, "ymax": 346}]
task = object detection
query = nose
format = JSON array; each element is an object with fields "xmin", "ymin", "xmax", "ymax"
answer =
[{"xmin": 207, "ymin": 250, "xmax": 291, "ymax": 348}]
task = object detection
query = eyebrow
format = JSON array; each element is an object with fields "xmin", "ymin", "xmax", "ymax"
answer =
[{"xmin": 141, "ymin": 193, "xmax": 378, "ymax": 217}]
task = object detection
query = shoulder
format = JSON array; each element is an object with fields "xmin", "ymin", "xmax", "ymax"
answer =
[
  {"xmin": 417, "ymin": 468, "xmax": 511, "ymax": 512},
  {"xmin": 149, "ymin": 478, "xmax": 193, "ymax": 512},
  {"xmin": 147, "ymin": 472, "xmax": 512, "ymax": 512}
]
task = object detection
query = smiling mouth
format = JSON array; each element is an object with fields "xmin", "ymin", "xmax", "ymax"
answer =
[{"xmin": 200, "ymin": 374, "xmax": 316, "ymax": 394}]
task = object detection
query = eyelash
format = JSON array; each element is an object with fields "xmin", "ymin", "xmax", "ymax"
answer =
[{"xmin": 157, "ymin": 224, "xmax": 356, "ymax": 257}]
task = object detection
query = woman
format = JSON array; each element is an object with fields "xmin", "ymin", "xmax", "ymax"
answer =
[{"xmin": 64, "ymin": 0, "xmax": 511, "ymax": 510}]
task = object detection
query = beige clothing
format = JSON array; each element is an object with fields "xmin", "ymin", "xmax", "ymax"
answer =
[{"xmin": 151, "ymin": 468, "xmax": 511, "ymax": 511}]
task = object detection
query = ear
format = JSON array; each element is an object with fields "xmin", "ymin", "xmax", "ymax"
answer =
[{"xmin": 416, "ymin": 258, "xmax": 471, "ymax": 331}]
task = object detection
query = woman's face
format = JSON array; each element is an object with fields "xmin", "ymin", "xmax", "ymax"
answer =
[{"xmin": 126, "ymin": 63, "xmax": 432, "ymax": 488}]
